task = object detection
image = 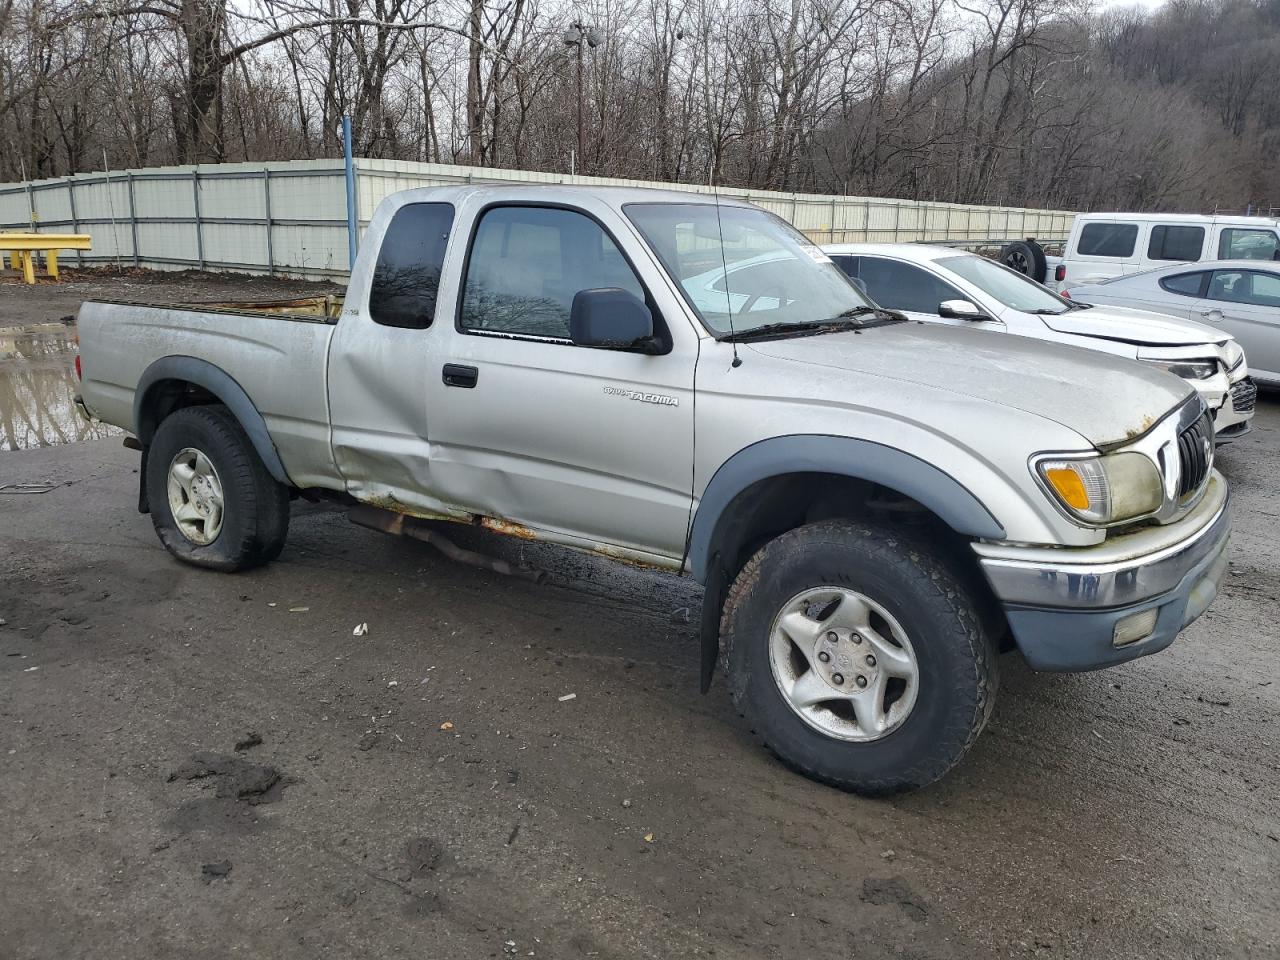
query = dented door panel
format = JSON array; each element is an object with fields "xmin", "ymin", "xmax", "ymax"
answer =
[{"xmin": 423, "ymin": 195, "xmax": 701, "ymax": 559}]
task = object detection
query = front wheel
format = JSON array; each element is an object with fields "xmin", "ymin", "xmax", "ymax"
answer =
[{"xmin": 722, "ymin": 520, "xmax": 997, "ymax": 794}]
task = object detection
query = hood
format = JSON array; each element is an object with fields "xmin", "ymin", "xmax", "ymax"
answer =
[
  {"xmin": 746, "ymin": 322, "xmax": 1193, "ymax": 448},
  {"xmin": 1037, "ymin": 303, "xmax": 1228, "ymax": 348}
]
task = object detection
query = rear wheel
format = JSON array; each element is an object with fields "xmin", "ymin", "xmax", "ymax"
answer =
[
  {"xmin": 146, "ymin": 405, "xmax": 288, "ymax": 571},
  {"xmin": 722, "ymin": 520, "xmax": 997, "ymax": 794}
]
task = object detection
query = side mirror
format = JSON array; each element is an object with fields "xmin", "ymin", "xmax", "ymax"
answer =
[
  {"xmin": 938, "ymin": 299, "xmax": 989, "ymax": 321},
  {"xmin": 569, "ymin": 288, "xmax": 658, "ymax": 351}
]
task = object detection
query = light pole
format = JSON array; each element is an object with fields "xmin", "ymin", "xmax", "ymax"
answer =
[{"xmin": 562, "ymin": 22, "xmax": 601, "ymax": 175}]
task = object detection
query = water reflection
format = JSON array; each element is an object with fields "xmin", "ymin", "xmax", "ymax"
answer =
[{"xmin": 0, "ymin": 321, "xmax": 122, "ymax": 451}]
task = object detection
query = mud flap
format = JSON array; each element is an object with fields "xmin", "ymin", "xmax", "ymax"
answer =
[
  {"xmin": 137, "ymin": 444, "xmax": 151, "ymax": 514},
  {"xmin": 699, "ymin": 553, "xmax": 728, "ymax": 694}
]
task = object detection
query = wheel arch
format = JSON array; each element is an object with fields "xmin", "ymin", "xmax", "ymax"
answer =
[
  {"xmin": 687, "ymin": 436, "xmax": 1007, "ymax": 693},
  {"xmin": 133, "ymin": 356, "xmax": 291, "ymax": 486},
  {"xmin": 687, "ymin": 435, "xmax": 1005, "ymax": 585}
]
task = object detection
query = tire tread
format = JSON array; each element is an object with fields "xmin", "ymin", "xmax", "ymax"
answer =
[
  {"xmin": 147, "ymin": 404, "xmax": 286, "ymax": 572},
  {"xmin": 721, "ymin": 519, "xmax": 997, "ymax": 794}
]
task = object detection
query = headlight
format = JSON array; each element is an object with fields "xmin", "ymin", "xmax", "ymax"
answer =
[
  {"xmin": 1224, "ymin": 341, "xmax": 1246, "ymax": 373},
  {"xmin": 1145, "ymin": 358, "xmax": 1219, "ymax": 380},
  {"xmin": 1037, "ymin": 452, "xmax": 1163, "ymax": 525}
]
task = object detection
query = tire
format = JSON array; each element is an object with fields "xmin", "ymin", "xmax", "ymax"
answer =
[
  {"xmin": 1000, "ymin": 240, "xmax": 1047, "ymax": 283},
  {"xmin": 146, "ymin": 405, "xmax": 288, "ymax": 571},
  {"xmin": 722, "ymin": 520, "xmax": 997, "ymax": 795},
  {"xmin": 253, "ymin": 476, "xmax": 291, "ymax": 563}
]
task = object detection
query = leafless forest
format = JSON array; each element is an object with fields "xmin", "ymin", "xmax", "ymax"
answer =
[{"xmin": 2, "ymin": 0, "xmax": 1279, "ymax": 211}]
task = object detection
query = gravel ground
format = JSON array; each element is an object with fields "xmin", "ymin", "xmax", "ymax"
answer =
[{"xmin": 0, "ymin": 272, "xmax": 1277, "ymax": 959}]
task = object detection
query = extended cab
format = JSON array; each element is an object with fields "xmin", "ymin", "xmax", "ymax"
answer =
[{"xmin": 75, "ymin": 186, "xmax": 1231, "ymax": 794}]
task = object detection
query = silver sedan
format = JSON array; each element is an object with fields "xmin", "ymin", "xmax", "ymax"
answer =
[{"xmin": 1065, "ymin": 260, "xmax": 1280, "ymax": 387}]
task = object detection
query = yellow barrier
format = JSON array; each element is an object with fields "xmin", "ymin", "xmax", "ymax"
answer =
[{"xmin": 0, "ymin": 233, "xmax": 92, "ymax": 283}]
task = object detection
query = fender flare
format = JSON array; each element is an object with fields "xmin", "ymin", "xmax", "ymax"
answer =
[
  {"xmin": 132, "ymin": 355, "xmax": 291, "ymax": 485},
  {"xmin": 685, "ymin": 435, "xmax": 1005, "ymax": 584}
]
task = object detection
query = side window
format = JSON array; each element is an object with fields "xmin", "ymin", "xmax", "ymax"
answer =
[
  {"xmin": 1249, "ymin": 271, "xmax": 1280, "ymax": 304},
  {"xmin": 460, "ymin": 206, "xmax": 645, "ymax": 339},
  {"xmin": 1077, "ymin": 223, "xmax": 1139, "ymax": 258},
  {"xmin": 829, "ymin": 254, "xmax": 858, "ymax": 278},
  {"xmin": 1217, "ymin": 228, "xmax": 1280, "ymax": 260},
  {"xmin": 1159, "ymin": 271, "xmax": 1209, "ymax": 297},
  {"xmin": 1208, "ymin": 270, "xmax": 1245, "ymax": 302},
  {"xmin": 827, "ymin": 255, "xmax": 869, "ymax": 295},
  {"xmin": 857, "ymin": 258, "xmax": 964, "ymax": 314},
  {"xmin": 1210, "ymin": 270, "xmax": 1280, "ymax": 307},
  {"xmin": 368, "ymin": 203, "xmax": 455, "ymax": 329},
  {"xmin": 1147, "ymin": 225, "xmax": 1204, "ymax": 262}
]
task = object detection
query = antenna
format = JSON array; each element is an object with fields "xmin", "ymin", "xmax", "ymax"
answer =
[{"xmin": 712, "ymin": 182, "xmax": 742, "ymax": 368}]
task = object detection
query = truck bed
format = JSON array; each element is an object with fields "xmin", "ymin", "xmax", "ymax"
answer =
[
  {"xmin": 186, "ymin": 295, "xmax": 344, "ymax": 322},
  {"xmin": 76, "ymin": 298, "xmax": 341, "ymax": 488},
  {"xmin": 86, "ymin": 294, "xmax": 345, "ymax": 324}
]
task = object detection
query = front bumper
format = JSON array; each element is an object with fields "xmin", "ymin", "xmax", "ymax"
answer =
[
  {"xmin": 974, "ymin": 472, "xmax": 1230, "ymax": 671},
  {"xmin": 1209, "ymin": 375, "xmax": 1256, "ymax": 443}
]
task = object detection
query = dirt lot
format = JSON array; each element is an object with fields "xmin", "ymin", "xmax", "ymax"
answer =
[{"xmin": 1, "ymin": 273, "xmax": 1278, "ymax": 959}]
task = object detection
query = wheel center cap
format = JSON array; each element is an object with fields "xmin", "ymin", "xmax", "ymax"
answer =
[{"xmin": 813, "ymin": 631, "xmax": 877, "ymax": 691}]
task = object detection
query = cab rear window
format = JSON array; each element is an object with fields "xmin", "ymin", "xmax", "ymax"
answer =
[
  {"xmin": 369, "ymin": 202, "xmax": 455, "ymax": 329},
  {"xmin": 1077, "ymin": 223, "xmax": 1138, "ymax": 258}
]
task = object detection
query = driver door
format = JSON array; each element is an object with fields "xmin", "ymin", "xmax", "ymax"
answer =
[{"xmin": 423, "ymin": 202, "xmax": 699, "ymax": 561}]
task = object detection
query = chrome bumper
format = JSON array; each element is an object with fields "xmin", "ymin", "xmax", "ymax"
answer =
[
  {"xmin": 974, "ymin": 472, "xmax": 1230, "ymax": 671},
  {"xmin": 975, "ymin": 472, "xmax": 1229, "ymax": 609}
]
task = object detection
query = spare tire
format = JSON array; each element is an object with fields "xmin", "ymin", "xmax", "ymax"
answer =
[{"xmin": 1000, "ymin": 240, "xmax": 1047, "ymax": 283}]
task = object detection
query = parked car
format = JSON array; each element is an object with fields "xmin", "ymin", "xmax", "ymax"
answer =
[
  {"xmin": 74, "ymin": 186, "xmax": 1230, "ymax": 794},
  {"xmin": 1052, "ymin": 212, "xmax": 1280, "ymax": 291},
  {"xmin": 1063, "ymin": 260, "xmax": 1279, "ymax": 389},
  {"xmin": 823, "ymin": 243, "xmax": 1254, "ymax": 441}
]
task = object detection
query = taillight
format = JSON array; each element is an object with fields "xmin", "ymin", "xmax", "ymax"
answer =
[
  {"xmin": 1055, "ymin": 264, "xmax": 1066, "ymax": 283},
  {"xmin": 74, "ymin": 354, "xmax": 82, "ymax": 380}
]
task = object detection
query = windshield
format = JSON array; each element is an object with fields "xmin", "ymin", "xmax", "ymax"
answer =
[
  {"xmin": 625, "ymin": 203, "xmax": 874, "ymax": 336},
  {"xmin": 938, "ymin": 255, "xmax": 1071, "ymax": 314}
]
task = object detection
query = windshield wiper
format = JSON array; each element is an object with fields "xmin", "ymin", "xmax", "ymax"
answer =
[
  {"xmin": 1026, "ymin": 308, "xmax": 1070, "ymax": 315},
  {"xmin": 826, "ymin": 305, "xmax": 906, "ymax": 324},
  {"xmin": 722, "ymin": 320, "xmax": 849, "ymax": 342},
  {"xmin": 722, "ymin": 308, "xmax": 904, "ymax": 343}
]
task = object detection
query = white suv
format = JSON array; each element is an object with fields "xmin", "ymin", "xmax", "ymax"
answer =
[{"xmin": 823, "ymin": 243, "xmax": 1254, "ymax": 441}]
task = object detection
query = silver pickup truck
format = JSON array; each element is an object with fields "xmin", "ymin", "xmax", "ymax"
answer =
[{"xmin": 75, "ymin": 185, "xmax": 1231, "ymax": 793}]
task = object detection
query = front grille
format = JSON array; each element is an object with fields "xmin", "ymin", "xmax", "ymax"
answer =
[
  {"xmin": 1176, "ymin": 413, "xmax": 1214, "ymax": 498},
  {"xmin": 1231, "ymin": 377, "xmax": 1258, "ymax": 414}
]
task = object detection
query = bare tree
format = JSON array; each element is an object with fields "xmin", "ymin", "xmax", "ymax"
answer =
[{"xmin": 3, "ymin": 0, "xmax": 1279, "ymax": 214}]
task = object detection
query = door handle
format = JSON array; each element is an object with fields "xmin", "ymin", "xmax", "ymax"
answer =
[{"xmin": 442, "ymin": 363, "xmax": 479, "ymax": 388}]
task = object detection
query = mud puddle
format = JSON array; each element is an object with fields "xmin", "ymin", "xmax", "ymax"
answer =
[{"xmin": 0, "ymin": 320, "xmax": 120, "ymax": 451}]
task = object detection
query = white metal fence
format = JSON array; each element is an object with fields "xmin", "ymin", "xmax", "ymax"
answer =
[{"xmin": 0, "ymin": 158, "xmax": 1076, "ymax": 280}]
